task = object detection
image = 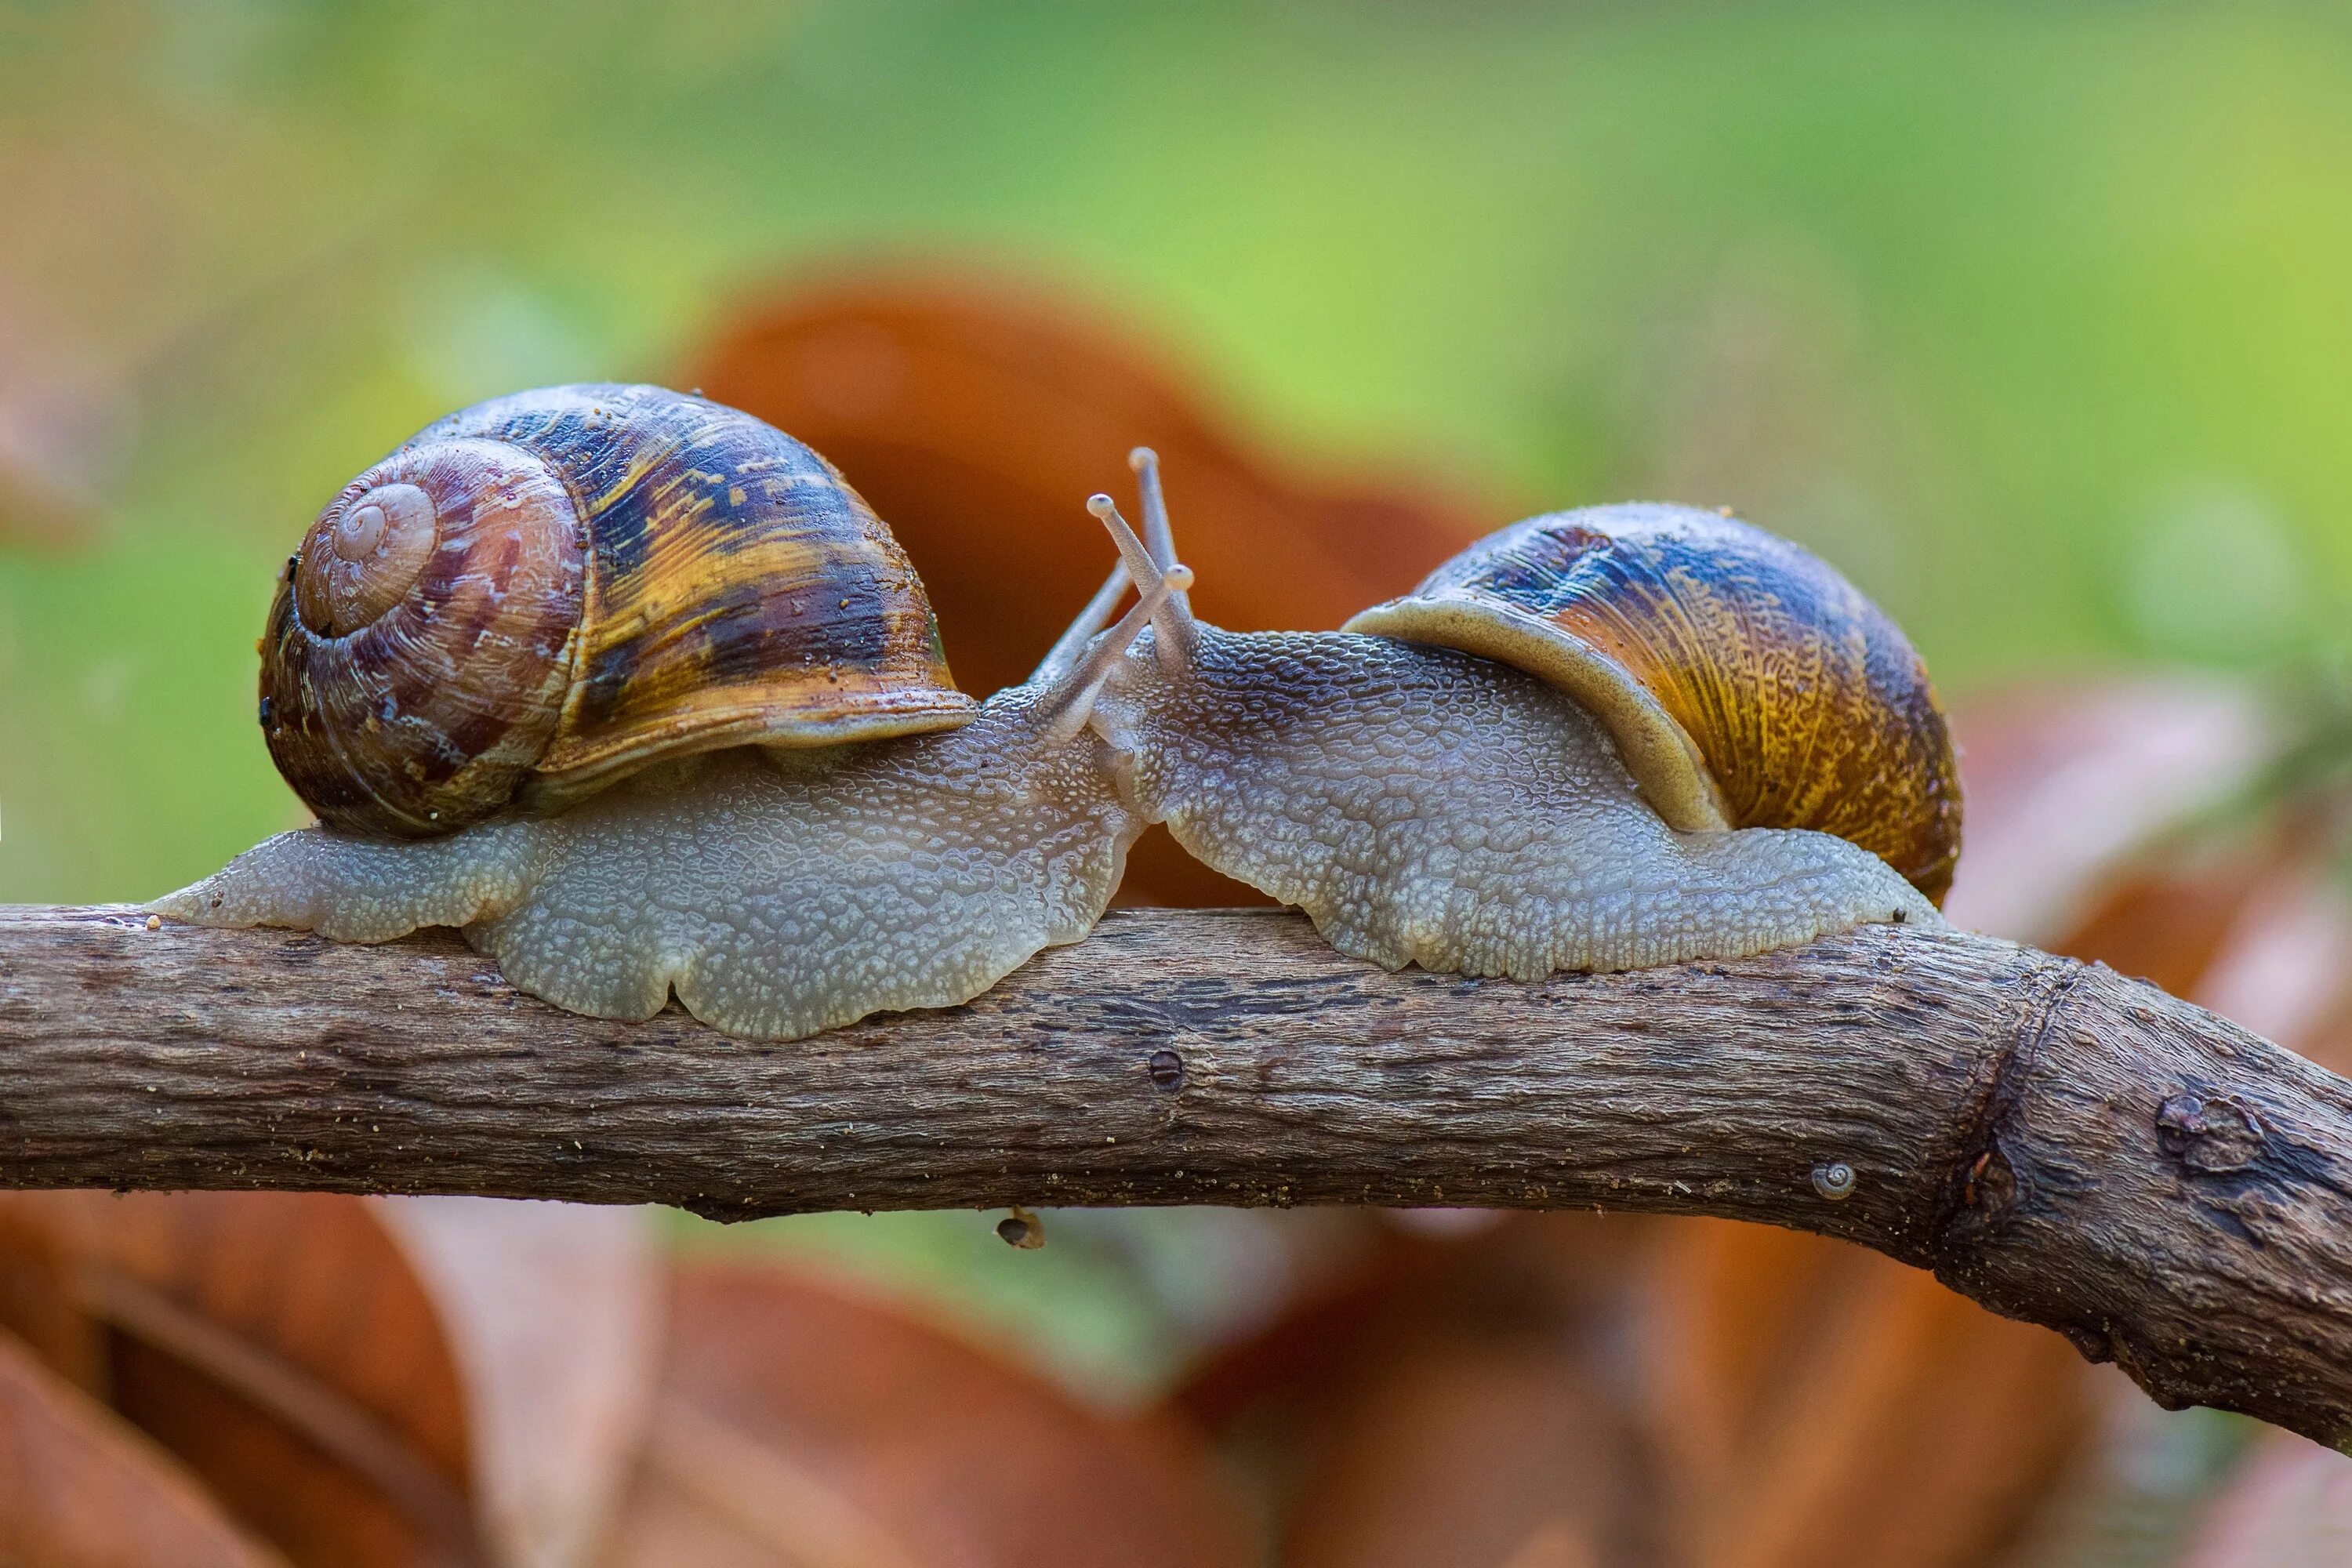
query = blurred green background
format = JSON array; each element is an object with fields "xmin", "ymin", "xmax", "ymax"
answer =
[
  {"xmin": 8, "ymin": 0, "xmax": 2352, "ymax": 907},
  {"xmin": 6, "ymin": 13, "xmax": 2352, "ymax": 1554}
]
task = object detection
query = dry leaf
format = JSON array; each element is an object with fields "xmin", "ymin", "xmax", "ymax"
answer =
[
  {"xmin": 0, "ymin": 1199, "xmax": 107, "ymax": 1394},
  {"xmin": 2296, "ymin": 985, "xmax": 2352, "ymax": 1080},
  {"xmin": 1638, "ymin": 1222, "xmax": 2086, "ymax": 1568},
  {"xmin": 595, "ymin": 1258, "xmax": 1252, "ymax": 1568},
  {"xmin": 0, "ymin": 1189, "xmax": 481, "ymax": 1567},
  {"xmin": 1940, "ymin": 679, "xmax": 2273, "ymax": 943},
  {"xmin": 2188, "ymin": 871, "xmax": 2352, "ymax": 1062},
  {"xmin": 1276, "ymin": 1340, "xmax": 1629, "ymax": 1568},
  {"xmin": 0, "ymin": 1326, "xmax": 292, "ymax": 1568},
  {"xmin": 686, "ymin": 271, "xmax": 1486, "ymax": 681},
  {"xmin": 1173, "ymin": 1213, "xmax": 1657, "ymax": 1568},
  {"xmin": 0, "ymin": 1192, "xmax": 666, "ymax": 1568},
  {"xmin": 373, "ymin": 1198, "xmax": 663, "ymax": 1568},
  {"xmin": 1951, "ymin": 678, "xmax": 2352, "ymax": 1065}
]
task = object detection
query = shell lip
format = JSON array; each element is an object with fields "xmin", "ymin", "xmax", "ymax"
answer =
[
  {"xmin": 521, "ymin": 688, "xmax": 978, "ymax": 814},
  {"xmin": 1345, "ymin": 593, "xmax": 1733, "ymax": 834}
]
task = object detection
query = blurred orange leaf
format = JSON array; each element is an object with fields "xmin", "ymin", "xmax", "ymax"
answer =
[
  {"xmin": 1940, "ymin": 680, "xmax": 2274, "ymax": 944},
  {"xmin": 0, "ymin": 1326, "xmax": 292, "ymax": 1568},
  {"xmin": 1951, "ymin": 677, "xmax": 2352, "ymax": 1072},
  {"xmin": 373, "ymin": 1198, "xmax": 662, "ymax": 1568},
  {"xmin": 595, "ymin": 1259, "xmax": 1252, "ymax": 1568},
  {"xmin": 1638, "ymin": 1221, "xmax": 2088, "ymax": 1568},
  {"xmin": 1276, "ymin": 1333, "xmax": 1631, "ymax": 1568},
  {"xmin": 1172, "ymin": 1213, "xmax": 1655, "ymax": 1568},
  {"xmin": 0, "ymin": 1189, "xmax": 480, "ymax": 1567},
  {"xmin": 0, "ymin": 1192, "xmax": 665, "ymax": 1568}
]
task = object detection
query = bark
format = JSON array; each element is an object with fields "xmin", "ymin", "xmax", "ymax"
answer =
[{"xmin": 2, "ymin": 905, "xmax": 2348, "ymax": 1449}]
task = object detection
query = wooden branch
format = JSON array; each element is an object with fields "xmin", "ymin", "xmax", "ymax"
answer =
[{"xmin": 2, "ymin": 906, "xmax": 2349, "ymax": 1450}]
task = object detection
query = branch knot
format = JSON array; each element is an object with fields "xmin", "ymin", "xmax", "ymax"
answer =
[{"xmin": 2155, "ymin": 1091, "xmax": 2267, "ymax": 1174}]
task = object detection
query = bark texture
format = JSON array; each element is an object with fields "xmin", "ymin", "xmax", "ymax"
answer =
[{"xmin": 2, "ymin": 906, "xmax": 2347, "ymax": 1449}]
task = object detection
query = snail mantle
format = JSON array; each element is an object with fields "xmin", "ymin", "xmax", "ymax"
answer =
[{"xmin": 2, "ymin": 905, "xmax": 2350, "ymax": 1455}]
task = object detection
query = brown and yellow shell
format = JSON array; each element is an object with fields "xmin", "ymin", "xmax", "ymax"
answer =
[
  {"xmin": 262, "ymin": 383, "xmax": 975, "ymax": 837},
  {"xmin": 1345, "ymin": 503, "xmax": 1962, "ymax": 904}
]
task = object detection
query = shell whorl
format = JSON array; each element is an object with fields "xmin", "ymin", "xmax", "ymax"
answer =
[
  {"xmin": 263, "ymin": 384, "xmax": 975, "ymax": 837},
  {"xmin": 1344, "ymin": 503, "xmax": 1962, "ymax": 904},
  {"xmin": 265, "ymin": 439, "xmax": 586, "ymax": 837}
]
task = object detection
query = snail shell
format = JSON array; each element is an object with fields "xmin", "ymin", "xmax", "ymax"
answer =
[
  {"xmin": 162, "ymin": 461, "xmax": 1193, "ymax": 1040},
  {"xmin": 1345, "ymin": 504, "xmax": 1962, "ymax": 904},
  {"xmin": 263, "ymin": 384, "xmax": 974, "ymax": 837}
]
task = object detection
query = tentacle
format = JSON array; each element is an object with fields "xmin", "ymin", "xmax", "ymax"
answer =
[
  {"xmin": 1026, "ymin": 563, "xmax": 1131, "ymax": 689},
  {"xmin": 1031, "ymin": 560, "xmax": 1194, "ymax": 747},
  {"xmin": 1127, "ymin": 447, "xmax": 1199, "ymax": 670},
  {"xmin": 1027, "ymin": 485, "xmax": 1176, "ymax": 689},
  {"xmin": 1085, "ymin": 491, "xmax": 1163, "ymax": 590}
]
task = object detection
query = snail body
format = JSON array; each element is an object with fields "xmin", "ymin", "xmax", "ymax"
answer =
[
  {"xmin": 1087, "ymin": 461, "xmax": 1955, "ymax": 978},
  {"xmin": 169, "ymin": 701, "xmax": 1145, "ymax": 1040},
  {"xmin": 158, "ymin": 387, "xmax": 1187, "ymax": 1040}
]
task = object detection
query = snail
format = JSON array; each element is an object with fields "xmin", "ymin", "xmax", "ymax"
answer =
[
  {"xmin": 1086, "ymin": 452, "xmax": 1958, "ymax": 978},
  {"xmin": 154, "ymin": 384, "xmax": 1192, "ymax": 1040}
]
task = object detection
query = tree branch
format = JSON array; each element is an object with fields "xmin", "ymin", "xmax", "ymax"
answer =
[{"xmin": 2, "ymin": 904, "xmax": 2348, "ymax": 1447}]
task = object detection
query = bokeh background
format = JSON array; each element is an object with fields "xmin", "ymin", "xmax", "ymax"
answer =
[
  {"xmin": 6, "ymin": 4, "xmax": 2352, "ymax": 1566},
  {"xmin": 11, "ymin": 1, "xmax": 2352, "ymax": 902}
]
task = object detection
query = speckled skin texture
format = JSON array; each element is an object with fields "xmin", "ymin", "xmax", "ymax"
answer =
[
  {"xmin": 157, "ymin": 693, "xmax": 1140, "ymax": 1040},
  {"xmin": 1092, "ymin": 626, "xmax": 1938, "ymax": 978}
]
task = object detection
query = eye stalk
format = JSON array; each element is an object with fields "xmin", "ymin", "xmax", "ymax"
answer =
[
  {"xmin": 1127, "ymin": 447, "xmax": 1198, "ymax": 671},
  {"xmin": 1027, "ymin": 491, "xmax": 1193, "ymax": 747}
]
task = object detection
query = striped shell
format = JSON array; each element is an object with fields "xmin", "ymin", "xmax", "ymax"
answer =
[
  {"xmin": 262, "ymin": 384, "xmax": 974, "ymax": 837},
  {"xmin": 1344, "ymin": 503, "xmax": 1962, "ymax": 904}
]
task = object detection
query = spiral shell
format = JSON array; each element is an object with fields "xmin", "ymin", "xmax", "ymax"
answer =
[
  {"xmin": 262, "ymin": 384, "xmax": 974, "ymax": 837},
  {"xmin": 1345, "ymin": 504, "xmax": 1962, "ymax": 903}
]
